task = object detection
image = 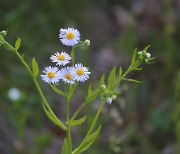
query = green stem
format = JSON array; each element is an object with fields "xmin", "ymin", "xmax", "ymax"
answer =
[
  {"xmin": 72, "ymin": 101, "xmax": 105, "ymax": 154},
  {"xmin": 5, "ymin": 41, "xmax": 67, "ymax": 131},
  {"xmin": 86, "ymin": 101, "xmax": 105, "ymax": 137},
  {"xmin": 71, "ymin": 101, "xmax": 86, "ymax": 120},
  {"xmin": 71, "ymin": 91, "xmax": 102, "ymax": 121},
  {"xmin": 113, "ymin": 65, "xmax": 132, "ymax": 88},
  {"xmin": 71, "ymin": 46, "xmax": 75, "ymax": 66},
  {"xmin": 65, "ymin": 87, "xmax": 72, "ymax": 154}
]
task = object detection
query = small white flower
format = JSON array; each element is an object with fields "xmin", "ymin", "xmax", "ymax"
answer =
[
  {"xmin": 50, "ymin": 51, "xmax": 71, "ymax": 66},
  {"xmin": 106, "ymin": 97, "xmax": 112, "ymax": 104},
  {"xmin": 59, "ymin": 67, "xmax": 75, "ymax": 84},
  {"xmin": 41, "ymin": 66, "xmax": 60, "ymax": 84},
  {"xmin": 71, "ymin": 63, "xmax": 91, "ymax": 82},
  {"xmin": 59, "ymin": 28, "xmax": 80, "ymax": 46}
]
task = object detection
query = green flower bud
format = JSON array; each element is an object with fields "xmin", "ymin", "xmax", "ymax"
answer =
[
  {"xmin": 101, "ymin": 84, "xmax": 106, "ymax": 90},
  {"xmin": 111, "ymin": 95, "xmax": 116, "ymax": 100},
  {"xmin": 85, "ymin": 39, "xmax": 90, "ymax": 46},
  {"xmin": 0, "ymin": 30, "xmax": 7, "ymax": 36}
]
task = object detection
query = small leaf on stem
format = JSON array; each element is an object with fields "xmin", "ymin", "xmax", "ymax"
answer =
[
  {"xmin": 32, "ymin": 57, "xmax": 39, "ymax": 77},
  {"xmin": 15, "ymin": 37, "xmax": 21, "ymax": 50}
]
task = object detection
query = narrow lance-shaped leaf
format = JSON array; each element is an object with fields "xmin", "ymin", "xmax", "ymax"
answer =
[
  {"xmin": 107, "ymin": 67, "xmax": 116, "ymax": 90},
  {"xmin": 50, "ymin": 84, "xmax": 65, "ymax": 95},
  {"xmin": 119, "ymin": 67, "xmax": 122, "ymax": 79},
  {"xmin": 98, "ymin": 73, "xmax": 105, "ymax": 88},
  {"xmin": 67, "ymin": 115, "xmax": 87, "ymax": 126},
  {"xmin": 42, "ymin": 102, "xmax": 66, "ymax": 131},
  {"xmin": 131, "ymin": 48, "xmax": 137, "ymax": 64},
  {"xmin": 73, "ymin": 125, "xmax": 101, "ymax": 154},
  {"xmin": 61, "ymin": 138, "xmax": 68, "ymax": 154},
  {"xmin": 32, "ymin": 57, "xmax": 39, "ymax": 77},
  {"xmin": 143, "ymin": 45, "xmax": 150, "ymax": 52},
  {"xmin": 88, "ymin": 82, "xmax": 92, "ymax": 95},
  {"xmin": 123, "ymin": 78, "xmax": 142, "ymax": 83},
  {"xmin": 15, "ymin": 37, "xmax": 21, "ymax": 50}
]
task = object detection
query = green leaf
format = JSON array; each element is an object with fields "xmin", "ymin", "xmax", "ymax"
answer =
[
  {"xmin": 61, "ymin": 138, "xmax": 68, "ymax": 154},
  {"xmin": 42, "ymin": 102, "xmax": 66, "ymax": 131},
  {"xmin": 123, "ymin": 78, "xmax": 142, "ymax": 83},
  {"xmin": 67, "ymin": 115, "xmax": 87, "ymax": 126},
  {"xmin": 15, "ymin": 37, "xmax": 21, "ymax": 50},
  {"xmin": 107, "ymin": 67, "xmax": 116, "ymax": 90},
  {"xmin": 143, "ymin": 45, "xmax": 150, "ymax": 52},
  {"xmin": 134, "ymin": 67, "xmax": 142, "ymax": 71},
  {"xmin": 50, "ymin": 84, "xmax": 65, "ymax": 95},
  {"xmin": 88, "ymin": 82, "xmax": 92, "ymax": 95},
  {"xmin": 32, "ymin": 57, "xmax": 39, "ymax": 77},
  {"xmin": 99, "ymin": 74, "xmax": 105, "ymax": 87},
  {"xmin": 119, "ymin": 67, "xmax": 122, "ymax": 79},
  {"xmin": 131, "ymin": 48, "xmax": 137, "ymax": 64},
  {"xmin": 73, "ymin": 125, "xmax": 101, "ymax": 154}
]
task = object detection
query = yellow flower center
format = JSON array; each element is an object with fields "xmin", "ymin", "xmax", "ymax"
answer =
[
  {"xmin": 66, "ymin": 32, "xmax": 75, "ymax": 40},
  {"xmin": 57, "ymin": 54, "xmax": 65, "ymax": 60},
  {"xmin": 65, "ymin": 73, "xmax": 72, "ymax": 80},
  {"xmin": 76, "ymin": 68, "xmax": 84, "ymax": 76},
  {"xmin": 47, "ymin": 72, "xmax": 55, "ymax": 78}
]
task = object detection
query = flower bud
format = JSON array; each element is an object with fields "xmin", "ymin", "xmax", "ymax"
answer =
[
  {"xmin": 146, "ymin": 53, "xmax": 151, "ymax": 59},
  {"xmin": 111, "ymin": 95, "xmax": 116, "ymax": 100},
  {"xmin": 85, "ymin": 39, "xmax": 90, "ymax": 46},
  {"xmin": 106, "ymin": 97, "xmax": 112, "ymax": 104},
  {"xmin": 101, "ymin": 84, "xmax": 106, "ymax": 90},
  {"xmin": 138, "ymin": 51, "xmax": 143, "ymax": 55},
  {"xmin": 0, "ymin": 30, "xmax": 7, "ymax": 36}
]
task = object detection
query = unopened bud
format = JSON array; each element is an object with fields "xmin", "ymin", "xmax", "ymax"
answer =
[
  {"xmin": 101, "ymin": 85, "xmax": 106, "ymax": 90},
  {"xmin": 111, "ymin": 95, "xmax": 116, "ymax": 100},
  {"xmin": 146, "ymin": 53, "xmax": 151, "ymax": 59},
  {"xmin": 85, "ymin": 39, "xmax": 90, "ymax": 46},
  {"xmin": 138, "ymin": 51, "xmax": 143, "ymax": 55},
  {"xmin": 106, "ymin": 97, "xmax": 112, "ymax": 104},
  {"xmin": 0, "ymin": 30, "xmax": 7, "ymax": 36}
]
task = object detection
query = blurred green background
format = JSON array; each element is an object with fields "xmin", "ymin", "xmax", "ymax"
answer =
[{"xmin": 0, "ymin": 0, "xmax": 180, "ymax": 153}]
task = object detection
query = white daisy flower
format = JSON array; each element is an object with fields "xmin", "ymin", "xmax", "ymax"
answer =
[
  {"xmin": 59, "ymin": 67, "xmax": 75, "ymax": 84},
  {"xmin": 50, "ymin": 51, "xmax": 71, "ymax": 66},
  {"xmin": 59, "ymin": 28, "xmax": 80, "ymax": 46},
  {"xmin": 41, "ymin": 66, "xmax": 60, "ymax": 84},
  {"xmin": 71, "ymin": 63, "xmax": 91, "ymax": 82}
]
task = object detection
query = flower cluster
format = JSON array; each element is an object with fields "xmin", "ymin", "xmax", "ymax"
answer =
[
  {"xmin": 100, "ymin": 85, "xmax": 117, "ymax": 104},
  {"xmin": 41, "ymin": 28, "xmax": 90, "ymax": 84},
  {"xmin": 138, "ymin": 50, "xmax": 153, "ymax": 63}
]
